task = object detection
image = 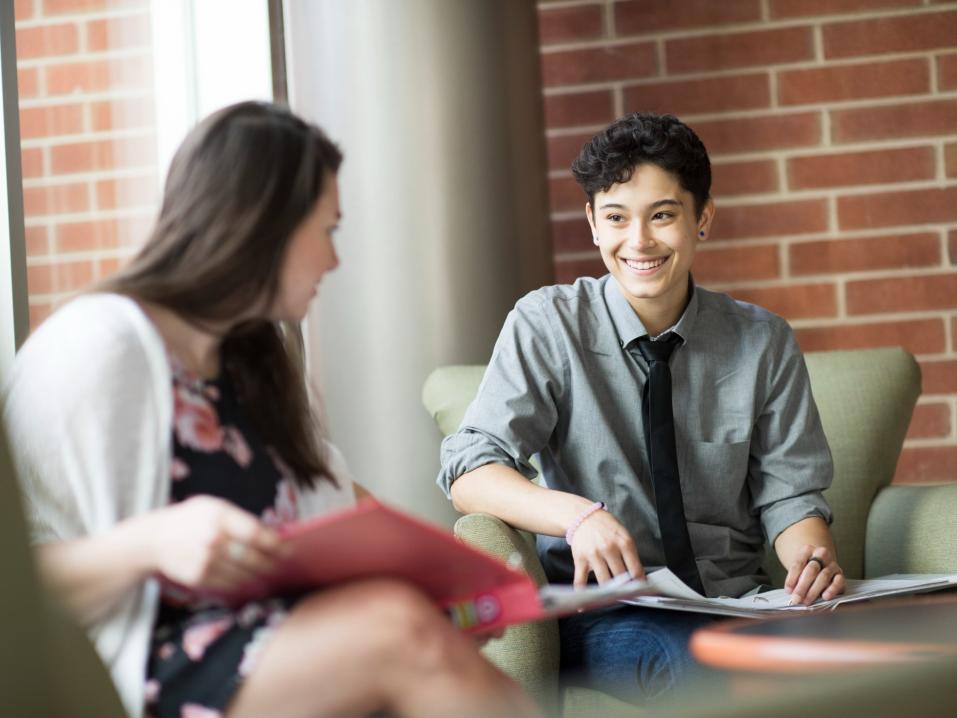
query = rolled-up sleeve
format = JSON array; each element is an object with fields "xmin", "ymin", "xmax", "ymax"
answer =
[
  {"xmin": 748, "ymin": 320, "xmax": 833, "ymax": 546},
  {"xmin": 436, "ymin": 295, "xmax": 566, "ymax": 498}
]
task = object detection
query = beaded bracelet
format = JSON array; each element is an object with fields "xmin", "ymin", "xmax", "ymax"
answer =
[{"xmin": 565, "ymin": 501, "xmax": 606, "ymax": 545}]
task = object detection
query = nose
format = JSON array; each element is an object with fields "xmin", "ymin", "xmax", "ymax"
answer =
[{"xmin": 627, "ymin": 222, "xmax": 656, "ymax": 251}]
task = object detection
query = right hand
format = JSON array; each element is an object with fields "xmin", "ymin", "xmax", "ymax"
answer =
[
  {"xmin": 569, "ymin": 508, "xmax": 644, "ymax": 588},
  {"xmin": 143, "ymin": 495, "xmax": 286, "ymax": 594}
]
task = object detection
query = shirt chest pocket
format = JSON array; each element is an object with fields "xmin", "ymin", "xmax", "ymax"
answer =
[{"xmin": 679, "ymin": 439, "xmax": 751, "ymax": 525}]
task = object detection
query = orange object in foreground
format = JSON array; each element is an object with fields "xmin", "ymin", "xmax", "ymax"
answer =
[{"xmin": 691, "ymin": 594, "xmax": 957, "ymax": 674}]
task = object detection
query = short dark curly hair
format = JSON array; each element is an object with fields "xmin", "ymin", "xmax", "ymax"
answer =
[{"xmin": 571, "ymin": 112, "xmax": 711, "ymax": 218}]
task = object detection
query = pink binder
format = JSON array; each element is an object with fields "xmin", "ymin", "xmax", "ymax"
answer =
[
  {"xmin": 229, "ymin": 498, "xmax": 542, "ymax": 633},
  {"xmin": 226, "ymin": 498, "xmax": 652, "ymax": 634}
]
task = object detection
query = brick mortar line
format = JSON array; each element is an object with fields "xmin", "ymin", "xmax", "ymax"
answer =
[
  {"xmin": 948, "ymin": 308, "xmax": 955, "ymax": 353},
  {"xmin": 916, "ymin": 395, "xmax": 955, "ymax": 406},
  {"xmin": 14, "ymin": 8, "xmax": 151, "ymax": 30},
  {"xmin": 722, "ymin": 178, "xmax": 955, "ymax": 201},
  {"xmin": 26, "ymin": 247, "xmax": 145, "ymax": 267},
  {"xmin": 654, "ymin": 36, "xmax": 666, "ymax": 76},
  {"xmin": 787, "ymin": 314, "xmax": 957, "ymax": 332},
  {"xmin": 777, "ymin": 235, "xmax": 789, "ymax": 280},
  {"xmin": 15, "ymin": 17, "xmax": 153, "ymax": 37},
  {"xmin": 824, "ymin": 194, "xmax": 837, "ymax": 238},
  {"xmin": 549, "ymin": 211, "xmax": 957, "ymax": 244},
  {"xmin": 548, "ymin": 194, "xmax": 957, "ymax": 225},
  {"xmin": 695, "ymin": 268, "xmax": 957, "ymax": 289},
  {"xmin": 602, "ymin": 0, "xmax": 614, "ymax": 37},
  {"xmin": 20, "ymin": 130, "xmax": 158, "ymax": 149},
  {"xmin": 15, "ymin": 46, "xmax": 153, "ymax": 68},
  {"xmin": 548, "ymin": 174, "xmax": 955, "ymax": 202},
  {"xmin": 768, "ymin": 66, "xmax": 779, "ymax": 111},
  {"xmin": 901, "ymin": 436, "xmax": 957, "ymax": 449},
  {"xmin": 820, "ymin": 107, "xmax": 832, "ymax": 148},
  {"xmin": 536, "ymin": 0, "xmax": 604, "ymax": 11},
  {"xmin": 23, "ymin": 168, "xmax": 160, "ymax": 187},
  {"xmin": 552, "ymin": 249, "xmax": 957, "ymax": 285},
  {"xmin": 948, "ymin": 398, "xmax": 957, "ymax": 441},
  {"xmin": 834, "ymin": 275, "xmax": 846, "ymax": 319},
  {"xmin": 541, "ymin": 53, "xmax": 957, "ymax": 96},
  {"xmin": 18, "ymin": 90, "xmax": 154, "ymax": 109},
  {"xmin": 21, "ymin": 137, "xmax": 157, "ymax": 160},
  {"xmin": 784, "ymin": 316, "xmax": 957, "ymax": 334},
  {"xmin": 930, "ymin": 47, "xmax": 942, "ymax": 92},
  {"xmin": 544, "ymin": 138, "xmax": 953, "ymax": 180},
  {"xmin": 763, "ymin": 262, "xmax": 957, "ymax": 286},
  {"xmin": 24, "ymin": 209, "xmax": 154, "ymax": 228},
  {"xmin": 544, "ymin": 89, "xmax": 957, "ymax": 133},
  {"xmin": 23, "ymin": 204, "xmax": 158, "ymax": 224},
  {"xmin": 539, "ymin": 5, "xmax": 957, "ymax": 51}
]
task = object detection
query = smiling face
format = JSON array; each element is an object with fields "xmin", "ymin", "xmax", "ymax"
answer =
[
  {"xmin": 269, "ymin": 174, "xmax": 341, "ymax": 322},
  {"xmin": 587, "ymin": 162, "xmax": 714, "ymax": 334}
]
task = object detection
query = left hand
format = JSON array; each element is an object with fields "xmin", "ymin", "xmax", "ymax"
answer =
[{"xmin": 784, "ymin": 545, "xmax": 845, "ymax": 605}]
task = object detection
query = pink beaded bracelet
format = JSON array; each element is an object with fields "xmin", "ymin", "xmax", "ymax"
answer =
[{"xmin": 565, "ymin": 501, "xmax": 606, "ymax": 545}]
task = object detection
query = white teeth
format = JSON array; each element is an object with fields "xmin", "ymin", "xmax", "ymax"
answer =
[{"xmin": 625, "ymin": 257, "xmax": 667, "ymax": 270}]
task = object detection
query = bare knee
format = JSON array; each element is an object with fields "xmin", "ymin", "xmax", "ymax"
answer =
[
  {"xmin": 294, "ymin": 579, "xmax": 464, "ymax": 671},
  {"xmin": 341, "ymin": 579, "xmax": 462, "ymax": 670}
]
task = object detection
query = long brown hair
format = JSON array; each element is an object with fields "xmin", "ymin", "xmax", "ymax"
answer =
[{"xmin": 101, "ymin": 101, "xmax": 342, "ymax": 489}]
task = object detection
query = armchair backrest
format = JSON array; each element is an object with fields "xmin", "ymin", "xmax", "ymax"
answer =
[{"xmin": 423, "ymin": 346, "xmax": 922, "ymax": 584}]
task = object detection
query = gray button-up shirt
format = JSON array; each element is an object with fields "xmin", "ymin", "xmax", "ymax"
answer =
[{"xmin": 438, "ymin": 275, "xmax": 833, "ymax": 598}]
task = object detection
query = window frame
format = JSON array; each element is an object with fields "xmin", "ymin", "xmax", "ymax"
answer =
[{"xmin": 0, "ymin": 0, "xmax": 29, "ymax": 375}]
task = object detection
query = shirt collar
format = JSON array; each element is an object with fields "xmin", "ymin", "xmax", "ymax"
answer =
[{"xmin": 602, "ymin": 274, "xmax": 699, "ymax": 350}]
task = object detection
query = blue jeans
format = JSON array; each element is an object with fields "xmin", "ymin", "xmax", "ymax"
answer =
[{"xmin": 559, "ymin": 605, "xmax": 716, "ymax": 704}]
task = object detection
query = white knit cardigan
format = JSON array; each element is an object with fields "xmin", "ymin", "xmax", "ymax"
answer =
[{"xmin": 3, "ymin": 293, "xmax": 355, "ymax": 717}]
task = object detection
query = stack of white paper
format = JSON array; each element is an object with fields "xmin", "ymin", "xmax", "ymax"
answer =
[{"xmin": 619, "ymin": 569, "xmax": 957, "ymax": 619}]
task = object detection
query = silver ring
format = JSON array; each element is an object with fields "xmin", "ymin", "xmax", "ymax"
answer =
[
  {"xmin": 227, "ymin": 540, "xmax": 246, "ymax": 561},
  {"xmin": 807, "ymin": 556, "xmax": 826, "ymax": 570}
]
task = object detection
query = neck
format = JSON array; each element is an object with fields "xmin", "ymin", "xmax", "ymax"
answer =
[
  {"xmin": 140, "ymin": 301, "xmax": 230, "ymax": 379},
  {"xmin": 626, "ymin": 284, "xmax": 689, "ymax": 338}
]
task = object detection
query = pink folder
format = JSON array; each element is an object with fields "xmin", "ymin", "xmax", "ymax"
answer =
[
  {"xmin": 226, "ymin": 498, "xmax": 652, "ymax": 634},
  {"xmin": 232, "ymin": 498, "xmax": 544, "ymax": 633}
]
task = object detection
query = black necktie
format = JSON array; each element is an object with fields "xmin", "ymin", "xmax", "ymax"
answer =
[{"xmin": 636, "ymin": 333, "xmax": 705, "ymax": 595}]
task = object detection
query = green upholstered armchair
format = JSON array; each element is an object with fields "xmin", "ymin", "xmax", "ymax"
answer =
[{"xmin": 422, "ymin": 347, "xmax": 957, "ymax": 717}]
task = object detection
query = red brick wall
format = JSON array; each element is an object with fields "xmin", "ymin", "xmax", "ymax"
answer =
[
  {"xmin": 15, "ymin": 0, "xmax": 158, "ymax": 328},
  {"xmin": 539, "ymin": 0, "xmax": 957, "ymax": 483}
]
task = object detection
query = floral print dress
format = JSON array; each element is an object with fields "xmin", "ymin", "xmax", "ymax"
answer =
[{"xmin": 144, "ymin": 357, "xmax": 304, "ymax": 718}]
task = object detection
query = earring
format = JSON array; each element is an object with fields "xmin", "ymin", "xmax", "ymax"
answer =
[
  {"xmin": 698, "ymin": 230, "xmax": 705, "ymax": 237},
  {"xmin": 593, "ymin": 235, "xmax": 599, "ymax": 245}
]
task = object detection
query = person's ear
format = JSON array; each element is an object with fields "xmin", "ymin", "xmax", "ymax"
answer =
[
  {"xmin": 586, "ymin": 203, "xmax": 599, "ymax": 245},
  {"xmin": 696, "ymin": 198, "xmax": 715, "ymax": 241}
]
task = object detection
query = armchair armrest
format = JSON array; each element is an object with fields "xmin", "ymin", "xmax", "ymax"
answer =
[
  {"xmin": 865, "ymin": 484, "xmax": 957, "ymax": 577},
  {"xmin": 453, "ymin": 513, "xmax": 560, "ymax": 713}
]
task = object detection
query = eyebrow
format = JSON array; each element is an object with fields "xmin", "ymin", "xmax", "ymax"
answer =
[{"xmin": 598, "ymin": 198, "xmax": 683, "ymax": 211}]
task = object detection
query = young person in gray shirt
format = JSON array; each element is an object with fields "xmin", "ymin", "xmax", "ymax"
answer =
[{"xmin": 437, "ymin": 113, "xmax": 846, "ymax": 703}]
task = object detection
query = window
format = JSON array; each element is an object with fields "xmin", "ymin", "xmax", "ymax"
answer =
[{"xmin": 8, "ymin": 0, "xmax": 274, "ymax": 334}]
